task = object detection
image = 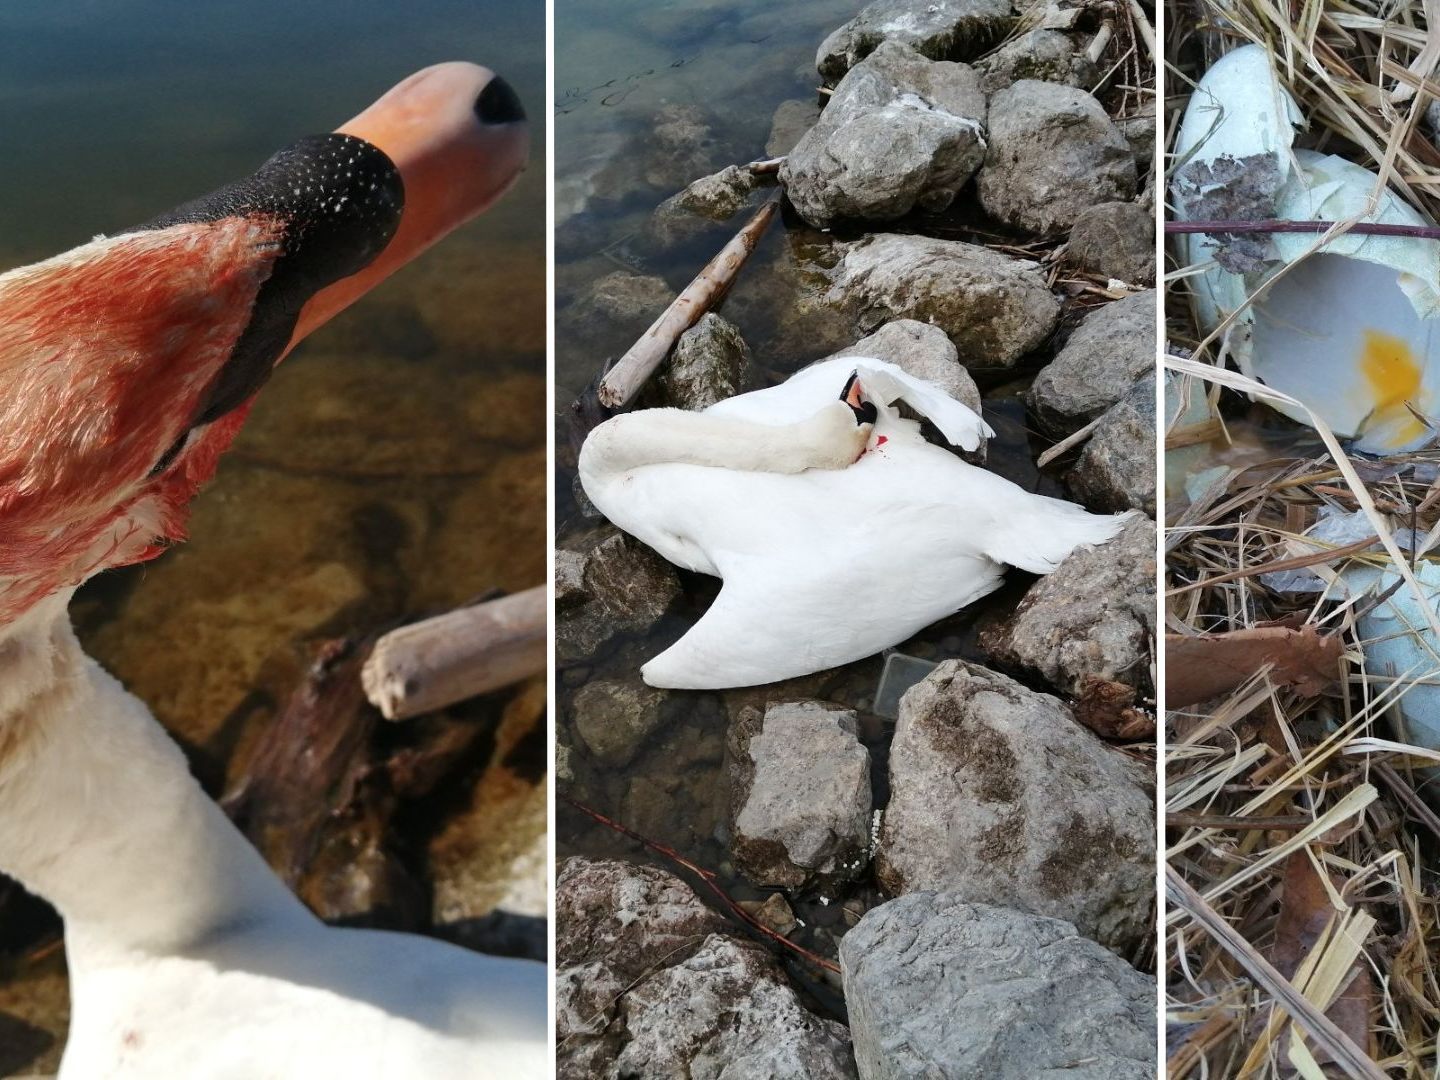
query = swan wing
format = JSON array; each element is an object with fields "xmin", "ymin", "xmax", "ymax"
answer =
[{"xmin": 849, "ymin": 359, "xmax": 994, "ymax": 451}]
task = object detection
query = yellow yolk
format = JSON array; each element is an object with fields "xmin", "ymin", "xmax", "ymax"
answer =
[{"xmin": 1360, "ymin": 329, "xmax": 1425, "ymax": 446}]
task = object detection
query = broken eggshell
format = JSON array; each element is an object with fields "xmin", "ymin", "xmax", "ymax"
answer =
[{"xmin": 1173, "ymin": 44, "xmax": 1440, "ymax": 455}]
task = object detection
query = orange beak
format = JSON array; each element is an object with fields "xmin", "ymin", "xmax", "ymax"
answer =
[{"xmin": 286, "ymin": 62, "xmax": 529, "ymax": 350}]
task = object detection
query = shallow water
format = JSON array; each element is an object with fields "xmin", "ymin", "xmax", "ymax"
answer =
[
  {"xmin": 553, "ymin": 0, "xmax": 1081, "ymax": 1016},
  {"xmin": 0, "ymin": 3, "xmax": 546, "ymax": 1073}
]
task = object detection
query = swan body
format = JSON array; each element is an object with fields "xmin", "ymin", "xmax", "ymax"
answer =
[
  {"xmin": 579, "ymin": 356, "xmax": 1132, "ymax": 690},
  {"xmin": 0, "ymin": 63, "xmax": 544, "ymax": 1077}
]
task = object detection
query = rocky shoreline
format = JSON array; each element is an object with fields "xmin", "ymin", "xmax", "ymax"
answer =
[{"xmin": 556, "ymin": 0, "xmax": 1158, "ymax": 1075}]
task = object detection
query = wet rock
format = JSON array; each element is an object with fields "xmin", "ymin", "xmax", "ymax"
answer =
[
  {"xmin": 659, "ymin": 313, "xmax": 749, "ymax": 410},
  {"xmin": 783, "ymin": 42, "xmax": 987, "ymax": 228},
  {"xmin": 727, "ymin": 702, "xmax": 872, "ymax": 888},
  {"xmin": 428, "ymin": 681, "xmax": 547, "ymax": 961},
  {"xmin": 828, "ymin": 233, "xmax": 1061, "ymax": 368},
  {"xmin": 981, "ymin": 514, "xmax": 1156, "ymax": 698},
  {"xmin": 556, "ymin": 857, "xmax": 856, "ymax": 1079},
  {"xmin": 842, "ymin": 893, "xmax": 1156, "ymax": 1078},
  {"xmin": 571, "ymin": 677, "xmax": 676, "ymax": 767},
  {"xmin": 739, "ymin": 892, "xmax": 799, "ymax": 936},
  {"xmin": 977, "ymin": 81, "xmax": 1136, "ymax": 234},
  {"xmin": 1067, "ymin": 201, "xmax": 1157, "ymax": 285},
  {"xmin": 767, "ymin": 98, "xmax": 822, "ymax": 156},
  {"xmin": 1027, "ymin": 290, "xmax": 1156, "ymax": 434},
  {"xmin": 818, "ymin": 0, "xmax": 1015, "ymax": 83},
  {"xmin": 651, "ymin": 166, "xmax": 763, "ymax": 246},
  {"xmin": 1069, "ymin": 374, "xmax": 1157, "ymax": 516},
  {"xmin": 976, "ymin": 29, "xmax": 1097, "ymax": 94},
  {"xmin": 643, "ymin": 104, "xmax": 729, "ymax": 193},
  {"xmin": 876, "ymin": 660, "xmax": 1153, "ymax": 952},
  {"xmin": 555, "ymin": 531, "xmax": 682, "ymax": 664}
]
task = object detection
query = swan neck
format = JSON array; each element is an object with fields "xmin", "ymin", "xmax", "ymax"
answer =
[
  {"xmin": 0, "ymin": 591, "xmax": 308, "ymax": 956},
  {"xmin": 580, "ymin": 404, "xmax": 859, "ymax": 479}
]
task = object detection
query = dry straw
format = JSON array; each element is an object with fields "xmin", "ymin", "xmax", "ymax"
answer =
[{"xmin": 1165, "ymin": 0, "xmax": 1440, "ymax": 1074}]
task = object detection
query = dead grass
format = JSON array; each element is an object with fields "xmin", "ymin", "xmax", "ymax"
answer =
[{"xmin": 1166, "ymin": 0, "xmax": 1440, "ymax": 1075}]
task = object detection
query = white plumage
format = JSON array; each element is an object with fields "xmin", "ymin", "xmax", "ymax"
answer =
[{"xmin": 580, "ymin": 356, "xmax": 1133, "ymax": 690}]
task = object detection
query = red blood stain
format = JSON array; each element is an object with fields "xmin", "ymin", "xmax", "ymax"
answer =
[{"xmin": 876, "ymin": 435, "xmax": 888, "ymax": 447}]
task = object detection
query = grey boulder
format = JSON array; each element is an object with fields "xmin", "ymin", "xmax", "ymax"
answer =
[
  {"xmin": 1069, "ymin": 373, "xmax": 1158, "ymax": 516},
  {"xmin": 976, "ymin": 28, "xmax": 1097, "ymax": 94},
  {"xmin": 876, "ymin": 660, "xmax": 1153, "ymax": 952},
  {"xmin": 1028, "ymin": 289, "xmax": 1156, "ymax": 434},
  {"xmin": 1067, "ymin": 200, "xmax": 1157, "ymax": 285},
  {"xmin": 827, "ymin": 233, "xmax": 1060, "ymax": 368},
  {"xmin": 817, "ymin": 0, "xmax": 1015, "ymax": 82},
  {"xmin": 727, "ymin": 701, "xmax": 873, "ymax": 888},
  {"xmin": 556, "ymin": 857, "xmax": 856, "ymax": 1079},
  {"xmin": 660, "ymin": 312, "xmax": 749, "ymax": 411},
  {"xmin": 783, "ymin": 41, "xmax": 987, "ymax": 228},
  {"xmin": 978, "ymin": 80, "xmax": 1136, "ymax": 234},
  {"xmin": 981, "ymin": 513, "xmax": 1156, "ymax": 698},
  {"xmin": 842, "ymin": 892, "xmax": 1156, "ymax": 1079}
]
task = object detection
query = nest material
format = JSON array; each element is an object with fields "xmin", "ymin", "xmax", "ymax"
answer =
[{"xmin": 1165, "ymin": 0, "xmax": 1440, "ymax": 1074}]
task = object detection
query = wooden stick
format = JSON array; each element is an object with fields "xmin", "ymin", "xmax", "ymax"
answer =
[
  {"xmin": 1167, "ymin": 219, "xmax": 1440, "ymax": 241},
  {"xmin": 1036, "ymin": 411, "xmax": 1106, "ymax": 468},
  {"xmin": 597, "ymin": 197, "xmax": 780, "ymax": 409},
  {"xmin": 361, "ymin": 587, "xmax": 546, "ymax": 720},
  {"xmin": 1165, "ymin": 866, "xmax": 1387, "ymax": 1080}
]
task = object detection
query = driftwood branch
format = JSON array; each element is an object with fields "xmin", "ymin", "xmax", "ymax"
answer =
[
  {"xmin": 362, "ymin": 586, "xmax": 546, "ymax": 721},
  {"xmin": 597, "ymin": 196, "xmax": 780, "ymax": 409}
]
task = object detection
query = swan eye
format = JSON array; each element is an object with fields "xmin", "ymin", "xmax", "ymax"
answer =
[{"xmin": 148, "ymin": 431, "xmax": 190, "ymax": 478}]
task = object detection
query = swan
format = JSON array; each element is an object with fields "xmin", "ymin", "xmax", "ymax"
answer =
[
  {"xmin": 579, "ymin": 356, "xmax": 1134, "ymax": 690},
  {"xmin": 0, "ymin": 63, "xmax": 546, "ymax": 1077}
]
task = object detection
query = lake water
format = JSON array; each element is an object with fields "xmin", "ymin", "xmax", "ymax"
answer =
[{"xmin": 0, "ymin": 2, "xmax": 546, "ymax": 1073}]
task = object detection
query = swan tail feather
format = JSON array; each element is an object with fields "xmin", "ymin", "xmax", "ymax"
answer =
[{"xmin": 983, "ymin": 498, "xmax": 1137, "ymax": 575}]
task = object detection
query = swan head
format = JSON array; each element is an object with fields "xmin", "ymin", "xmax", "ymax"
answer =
[
  {"xmin": 0, "ymin": 63, "xmax": 528, "ymax": 626},
  {"xmin": 841, "ymin": 369, "xmax": 879, "ymax": 428}
]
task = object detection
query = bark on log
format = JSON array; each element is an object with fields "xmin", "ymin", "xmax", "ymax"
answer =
[
  {"xmin": 597, "ymin": 196, "xmax": 779, "ymax": 409},
  {"xmin": 362, "ymin": 587, "xmax": 547, "ymax": 721}
]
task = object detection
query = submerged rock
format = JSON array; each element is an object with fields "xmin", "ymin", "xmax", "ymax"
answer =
[
  {"xmin": 975, "ymin": 28, "xmax": 1097, "ymax": 94},
  {"xmin": 1027, "ymin": 290, "xmax": 1156, "ymax": 434},
  {"xmin": 727, "ymin": 702, "xmax": 872, "ymax": 888},
  {"xmin": 876, "ymin": 660, "xmax": 1153, "ymax": 952},
  {"xmin": 554, "ymin": 531, "xmax": 682, "ymax": 665},
  {"xmin": 556, "ymin": 857, "xmax": 856, "ymax": 1079},
  {"xmin": 977, "ymin": 80, "xmax": 1136, "ymax": 234},
  {"xmin": 981, "ymin": 514, "xmax": 1156, "ymax": 698},
  {"xmin": 783, "ymin": 41, "xmax": 987, "ymax": 228},
  {"xmin": 570, "ymin": 677, "xmax": 676, "ymax": 767},
  {"xmin": 565, "ymin": 271, "xmax": 674, "ymax": 354},
  {"xmin": 842, "ymin": 893, "xmax": 1155, "ymax": 1079},
  {"xmin": 660, "ymin": 313, "xmax": 749, "ymax": 411},
  {"xmin": 651, "ymin": 165, "xmax": 763, "ymax": 246},
  {"xmin": 828, "ymin": 233, "xmax": 1061, "ymax": 368},
  {"xmin": 818, "ymin": 0, "xmax": 1015, "ymax": 82},
  {"xmin": 1069, "ymin": 374, "xmax": 1157, "ymax": 516},
  {"xmin": 767, "ymin": 99, "xmax": 822, "ymax": 157},
  {"xmin": 1067, "ymin": 200, "xmax": 1157, "ymax": 285}
]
